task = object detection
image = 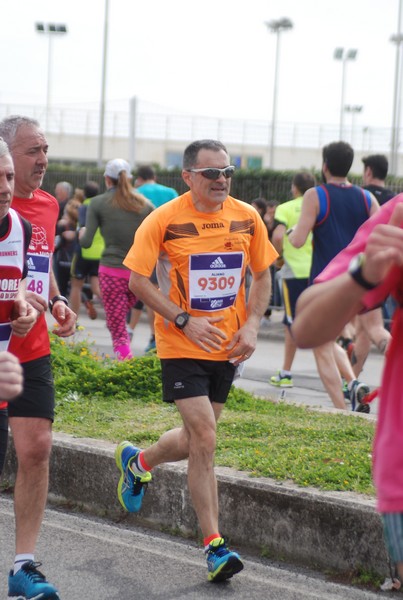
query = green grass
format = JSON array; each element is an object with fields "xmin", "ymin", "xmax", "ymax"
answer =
[{"xmin": 51, "ymin": 335, "xmax": 376, "ymax": 497}]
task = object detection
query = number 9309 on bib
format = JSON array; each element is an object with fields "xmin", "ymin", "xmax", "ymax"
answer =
[{"xmin": 189, "ymin": 252, "xmax": 244, "ymax": 311}]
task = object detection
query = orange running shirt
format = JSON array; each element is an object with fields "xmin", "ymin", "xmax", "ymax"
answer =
[{"xmin": 124, "ymin": 191, "xmax": 278, "ymax": 360}]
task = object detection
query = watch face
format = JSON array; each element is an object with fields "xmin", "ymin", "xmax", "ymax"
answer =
[
  {"xmin": 348, "ymin": 253, "xmax": 376, "ymax": 290},
  {"xmin": 349, "ymin": 257, "xmax": 358, "ymax": 272},
  {"xmin": 350, "ymin": 255, "xmax": 361, "ymax": 271},
  {"xmin": 349, "ymin": 253, "xmax": 364, "ymax": 274},
  {"xmin": 175, "ymin": 312, "xmax": 189, "ymax": 329}
]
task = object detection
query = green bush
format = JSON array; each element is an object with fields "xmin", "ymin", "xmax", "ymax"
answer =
[{"xmin": 50, "ymin": 335, "xmax": 162, "ymax": 401}]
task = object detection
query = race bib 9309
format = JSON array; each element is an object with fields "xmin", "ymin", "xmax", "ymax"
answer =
[{"xmin": 189, "ymin": 252, "xmax": 244, "ymax": 311}]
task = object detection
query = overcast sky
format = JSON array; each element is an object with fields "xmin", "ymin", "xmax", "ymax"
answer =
[{"xmin": 1, "ymin": 0, "xmax": 400, "ymax": 130}]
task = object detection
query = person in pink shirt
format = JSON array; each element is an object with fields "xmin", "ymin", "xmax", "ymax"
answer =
[{"xmin": 291, "ymin": 193, "xmax": 403, "ymax": 581}]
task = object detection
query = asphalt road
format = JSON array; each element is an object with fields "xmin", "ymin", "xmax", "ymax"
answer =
[{"xmin": 0, "ymin": 496, "xmax": 386, "ymax": 600}]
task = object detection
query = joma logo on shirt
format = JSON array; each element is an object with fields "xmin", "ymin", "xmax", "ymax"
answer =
[{"xmin": 201, "ymin": 223, "xmax": 225, "ymax": 229}]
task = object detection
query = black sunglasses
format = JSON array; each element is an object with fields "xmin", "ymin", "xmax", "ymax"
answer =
[{"xmin": 186, "ymin": 166, "xmax": 235, "ymax": 180}]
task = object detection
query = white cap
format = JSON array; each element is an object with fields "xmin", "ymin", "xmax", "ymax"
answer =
[{"xmin": 104, "ymin": 158, "xmax": 132, "ymax": 180}]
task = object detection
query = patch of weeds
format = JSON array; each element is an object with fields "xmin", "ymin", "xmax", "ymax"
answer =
[{"xmin": 328, "ymin": 567, "xmax": 384, "ymax": 591}]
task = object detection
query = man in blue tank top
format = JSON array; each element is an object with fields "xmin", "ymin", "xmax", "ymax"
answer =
[{"xmin": 288, "ymin": 141, "xmax": 379, "ymax": 412}]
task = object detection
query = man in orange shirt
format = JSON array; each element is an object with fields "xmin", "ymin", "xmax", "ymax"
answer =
[{"xmin": 115, "ymin": 139, "xmax": 277, "ymax": 583}]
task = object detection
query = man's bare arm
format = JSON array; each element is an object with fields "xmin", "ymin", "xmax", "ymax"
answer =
[
  {"xmin": 227, "ymin": 267, "xmax": 271, "ymax": 364},
  {"xmin": 0, "ymin": 351, "xmax": 23, "ymax": 401},
  {"xmin": 11, "ymin": 279, "xmax": 38, "ymax": 338},
  {"xmin": 48, "ymin": 267, "xmax": 77, "ymax": 337},
  {"xmin": 271, "ymin": 224, "xmax": 286, "ymax": 255},
  {"xmin": 288, "ymin": 188, "xmax": 318, "ymax": 248},
  {"xmin": 292, "ymin": 202, "xmax": 403, "ymax": 348},
  {"xmin": 291, "ymin": 275, "xmax": 366, "ymax": 348}
]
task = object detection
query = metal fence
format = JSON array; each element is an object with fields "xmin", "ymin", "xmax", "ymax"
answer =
[{"xmin": 0, "ymin": 101, "xmax": 397, "ymax": 154}]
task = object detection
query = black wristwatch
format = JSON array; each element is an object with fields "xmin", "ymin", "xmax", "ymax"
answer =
[
  {"xmin": 49, "ymin": 295, "xmax": 69, "ymax": 312},
  {"xmin": 174, "ymin": 311, "xmax": 190, "ymax": 330},
  {"xmin": 348, "ymin": 253, "xmax": 377, "ymax": 291}
]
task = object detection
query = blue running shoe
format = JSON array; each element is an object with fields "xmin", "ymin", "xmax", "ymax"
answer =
[
  {"xmin": 8, "ymin": 561, "xmax": 60, "ymax": 599},
  {"xmin": 115, "ymin": 441, "xmax": 152, "ymax": 512},
  {"xmin": 349, "ymin": 379, "xmax": 371, "ymax": 413},
  {"xmin": 205, "ymin": 537, "xmax": 244, "ymax": 582}
]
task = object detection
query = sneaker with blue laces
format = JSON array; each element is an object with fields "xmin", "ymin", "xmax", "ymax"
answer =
[
  {"xmin": 115, "ymin": 441, "xmax": 152, "ymax": 512},
  {"xmin": 349, "ymin": 379, "xmax": 371, "ymax": 413},
  {"xmin": 8, "ymin": 561, "xmax": 60, "ymax": 599},
  {"xmin": 205, "ymin": 537, "xmax": 244, "ymax": 582}
]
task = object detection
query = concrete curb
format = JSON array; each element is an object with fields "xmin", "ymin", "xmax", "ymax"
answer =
[{"xmin": 3, "ymin": 432, "xmax": 388, "ymax": 577}]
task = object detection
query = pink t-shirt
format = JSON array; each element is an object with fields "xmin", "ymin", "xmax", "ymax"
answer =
[{"xmin": 317, "ymin": 193, "xmax": 403, "ymax": 513}]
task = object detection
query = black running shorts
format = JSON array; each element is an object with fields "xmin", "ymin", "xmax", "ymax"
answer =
[
  {"xmin": 160, "ymin": 358, "xmax": 236, "ymax": 404},
  {"xmin": 71, "ymin": 253, "xmax": 100, "ymax": 280},
  {"xmin": 7, "ymin": 355, "xmax": 55, "ymax": 421}
]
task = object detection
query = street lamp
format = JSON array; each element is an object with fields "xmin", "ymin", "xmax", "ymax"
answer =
[
  {"xmin": 390, "ymin": 0, "xmax": 403, "ymax": 176},
  {"xmin": 98, "ymin": 0, "xmax": 110, "ymax": 168},
  {"xmin": 344, "ymin": 104, "xmax": 363, "ymax": 144},
  {"xmin": 333, "ymin": 47, "xmax": 358, "ymax": 139},
  {"xmin": 265, "ymin": 17, "xmax": 293, "ymax": 169},
  {"xmin": 35, "ymin": 22, "xmax": 68, "ymax": 132},
  {"xmin": 390, "ymin": 33, "xmax": 403, "ymax": 175}
]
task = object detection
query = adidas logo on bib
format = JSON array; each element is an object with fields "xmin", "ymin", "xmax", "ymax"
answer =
[
  {"xmin": 210, "ymin": 257, "xmax": 226, "ymax": 269},
  {"xmin": 27, "ymin": 257, "xmax": 36, "ymax": 270}
]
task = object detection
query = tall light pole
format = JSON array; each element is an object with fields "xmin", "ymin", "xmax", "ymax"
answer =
[
  {"xmin": 98, "ymin": 0, "xmax": 109, "ymax": 168},
  {"xmin": 35, "ymin": 22, "xmax": 68, "ymax": 132},
  {"xmin": 390, "ymin": 0, "xmax": 403, "ymax": 176},
  {"xmin": 333, "ymin": 47, "xmax": 358, "ymax": 139},
  {"xmin": 265, "ymin": 17, "xmax": 293, "ymax": 169},
  {"xmin": 344, "ymin": 104, "xmax": 363, "ymax": 144},
  {"xmin": 129, "ymin": 96, "xmax": 137, "ymax": 169}
]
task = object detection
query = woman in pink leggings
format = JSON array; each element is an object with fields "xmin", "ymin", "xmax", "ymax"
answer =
[{"xmin": 79, "ymin": 159, "xmax": 154, "ymax": 359}]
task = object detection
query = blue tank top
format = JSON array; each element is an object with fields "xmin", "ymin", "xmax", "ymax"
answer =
[{"xmin": 310, "ymin": 183, "xmax": 372, "ymax": 282}]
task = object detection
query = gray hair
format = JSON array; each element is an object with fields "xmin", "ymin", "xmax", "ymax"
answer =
[
  {"xmin": 56, "ymin": 181, "xmax": 73, "ymax": 198},
  {"xmin": 0, "ymin": 137, "xmax": 10, "ymax": 159},
  {"xmin": 0, "ymin": 115, "xmax": 40, "ymax": 148},
  {"xmin": 183, "ymin": 139, "xmax": 228, "ymax": 169}
]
